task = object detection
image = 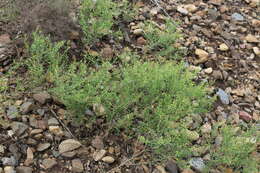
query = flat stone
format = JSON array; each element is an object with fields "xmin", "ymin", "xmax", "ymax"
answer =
[
  {"xmin": 61, "ymin": 151, "xmax": 76, "ymax": 158},
  {"xmin": 93, "ymin": 149, "xmax": 106, "ymax": 161},
  {"xmin": 2, "ymin": 156, "xmax": 17, "ymax": 166},
  {"xmin": 24, "ymin": 147, "xmax": 34, "ymax": 166},
  {"xmin": 177, "ymin": 6, "xmax": 188, "ymax": 15},
  {"xmin": 195, "ymin": 49, "xmax": 209, "ymax": 58},
  {"xmin": 239, "ymin": 111, "xmax": 252, "ymax": 122},
  {"xmin": 6, "ymin": 106, "xmax": 19, "ymax": 120},
  {"xmin": 245, "ymin": 34, "xmax": 258, "ymax": 43},
  {"xmin": 165, "ymin": 160, "xmax": 179, "ymax": 173},
  {"xmin": 133, "ymin": 29, "xmax": 143, "ymax": 35},
  {"xmin": 189, "ymin": 158, "xmax": 205, "ymax": 172},
  {"xmin": 231, "ymin": 13, "xmax": 244, "ymax": 21},
  {"xmin": 253, "ymin": 47, "xmax": 260, "ymax": 55},
  {"xmin": 42, "ymin": 159, "xmax": 57, "ymax": 169},
  {"xmin": 4, "ymin": 166, "xmax": 15, "ymax": 173},
  {"xmin": 219, "ymin": 43, "xmax": 229, "ymax": 51},
  {"xmin": 58, "ymin": 139, "xmax": 81, "ymax": 154},
  {"xmin": 47, "ymin": 118, "xmax": 59, "ymax": 126},
  {"xmin": 16, "ymin": 166, "xmax": 33, "ymax": 173},
  {"xmin": 204, "ymin": 67, "xmax": 213, "ymax": 74},
  {"xmin": 11, "ymin": 122, "xmax": 28, "ymax": 136},
  {"xmin": 216, "ymin": 88, "xmax": 229, "ymax": 105},
  {"xmin": 33, "ymin": 92, "xmax": 51, "ymax": 104},
  {"xmin": 20, "ymin": 102, "xmax": 34, "ymax": 114},
  {"xmin": 37, "ymin": 143, "xmax": 51, "ymax": 152},
  {"xmin": 0, "ymin": 144, "xmax": 5, "ymax": 153},
  {"xmin": 183, "ymin": 4, "xmax": 197, "ymax": 13},
  {"xmin": 72, "ymin": 159, "xmax": 84, "ymax": 172},
  {"xmin": 102, "ymin": 156, "xmax": 115, "ymax": 164}
]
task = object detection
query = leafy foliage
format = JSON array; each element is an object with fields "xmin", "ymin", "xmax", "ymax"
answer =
[
  {"xmin": 25, "ymin": 31, "xmax": 66, "ymax": 86},
  {"xmin": 209, "ymin": 125, "xmax": 259, "ymax": 173},
  {"xmin": 143, "ymin": 19, "xmax": 183, "ymax": 59},
  {"xmin": 79, "ymin": 0, "xmax": 117, "ymax": 45},
  {"xmin": 51, "ymin": 60, "xmax": 213, "ymax": 160}
]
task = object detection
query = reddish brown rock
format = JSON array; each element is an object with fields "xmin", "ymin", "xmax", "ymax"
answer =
[{"xmin": 239, "ymin": 111, "xmax": 252, "ymax": 122}]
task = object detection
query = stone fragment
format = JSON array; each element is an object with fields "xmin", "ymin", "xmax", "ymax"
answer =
[
  {"xmin": 33, "ymin": 92, "xmax": 51, "ymax": 104},
  {"xmin": 58, "ymin": 139, "xmax": 81, "ymax": 154},
  {"xmin": 231, "ymin": 13, "xmax": 244, "ymax": 21},
  {"xmin": 72, "ymin": 159, "xmax": 84, "ymax": 172},
  {"xmin": 11, "ymin": 122, "xmax": 28, "ymax": 136},
  {"xmin": 165, "ymin": 160, "xmax": 179, "ymax": 173},
  {"xmin": 42, "ymin": 159, "xmax": 57, "ymax": 169},
  {"xmin": 219, "ymin": 43, "xmax": 229, "ymax": 51},
  {"xmin": 16, "ymin": 166, "xmax": 33, "ymax": 173},
  {"xmin": 216, "ymin": 89, "xmax": 229, "ymax": 105},
  {"xmin": 245, "ymin": 34, "xmax": 258, "ymax": 43},
  {"xmin": 102, "ymin": 156, "xmax": 115, "ymax": 164},
  {"xmin": 189, "ymin": 158, "xmax": 205, "ymax": 172},
  {"xmin": 20, "ymin": 102, "xmax": 34, "ymax": 114},
  {"xmin": 239, "ymin": 111, "xmax": 252, "ymax": 122},
  {"xmin": 93, "ymin": 149, "xmax": 106, "ymax": 161},
  {"xmin": 37, "ymin": 143, "xmax": 51, "ymax": 152}
]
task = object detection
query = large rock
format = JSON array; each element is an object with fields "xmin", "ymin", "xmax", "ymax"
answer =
[
  {"xmin": 165, "ymin": 160, "xmax": 179, "ymax": 173},
  {"xmin": 58, "ymin": 139, "xmax": 81, "ymax": 154}
]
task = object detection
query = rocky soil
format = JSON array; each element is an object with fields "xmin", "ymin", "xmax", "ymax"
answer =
[{"xmin": 0, "ymin": 0, "xmax": 259, "ymax": 173}]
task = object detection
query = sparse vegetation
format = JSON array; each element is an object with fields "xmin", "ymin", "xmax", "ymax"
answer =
[
  {"xmin": 79, "ymin": 0, "xmax": 117, "ymax": 45},
  {"xmin": 143, "ymin": 19, "xmax": 183, "ymax": 59},
  {"xmin": 209, "ymin": 125, "xmax": 259, "ymax": 172},
  {"xmin": 1, "ymin": 0, "xmax": 258, "ymax": 172}
]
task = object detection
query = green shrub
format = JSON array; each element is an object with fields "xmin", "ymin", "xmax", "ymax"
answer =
[
  {"xmin": 79, "ymin": 0, "xmax": 117, "ymax": 45},
  {"xmin": 51, "ymin": 60, "xmax": 213, "ymax": 160},
  {"xmin": 25, "ymin": 31, "xmax": 67, "ymax": 86},
  {"xmin": 209, "ymin": 125, "xmax": 259, "ymax": 173},
  {"xmin": 143, "ymin": 19, "xmax": 183, "ymax": 59}
]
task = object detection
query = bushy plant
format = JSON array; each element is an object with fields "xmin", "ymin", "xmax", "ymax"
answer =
[
  {"xmin": 143, "ymin": 19, "xmax": 183, "ymax": 59},
  {"xmin": 51, "ymin": 60, "xmax": 213, "ymax": 160},
  {"xmin": 79, "ymin": 0, "xmax": 117, "ymax": 45},
  {"xmin": 209, "ymin": 125, "xmax": 259, "ymax": 173},
  {"xmin": 25, "ymin": 31, "xmax": 67, "ymax": 86}
]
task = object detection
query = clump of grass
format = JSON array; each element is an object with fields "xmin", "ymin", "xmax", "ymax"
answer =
[
  {"xmin": 143, "ymin": 19, "xmax": 183, "ymax": 59},
  {"xmin": 79, "ymin": 0, "xmax": 117, "ymax": 45},
  {"xmin": 209, "ymin": 125, "xmax": 259, "ymax": 173}
]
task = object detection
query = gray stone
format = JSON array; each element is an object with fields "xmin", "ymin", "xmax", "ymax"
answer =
[
  {"xmin": 11, "ymin": 122, "xmax": 28, "ymax": 136},
  {"xmin": 165, "ymin": 160, "xmax": 179, "ymax": 173},
  {"xmin": 16, "ymin": 166, "xmax": 33, "ymax": 173},
  {"xmin": 72, "ymin": 159, "xmax": 84, "ymax": 172},
  {"xmin": 48, "ymin": 118, "xmax": 59, "ymax": 126},
  {"xmin": 2, "ymin": 156, "xmax": 17, "ymax": 166},
  {"xmin": 231, "ymin": 13, "xmax": 244, "ymax": 21},
  {"xmin": 216, "ymin": 88, "xmax": 230, "ymax": 105},
  {"xmin": 189, "ymin": 158, "xmax": 205, "ymax": 172},
  {"xmin": 37, "ymin": 143, "xmax": 51, "ymax": 152},
  {"xmin": 20, "ymin": 102, "xmax": 34, "ymax": 114},
  {"xmin": 7, "ymin": 106, "xmax": 19, "ymax": 119},
  {"xmin": 42, "ymin": 159, "xmax": 57, "ymax": 169},
  {"xmin": 33, "ymin": 92, "xmax": 51, "ymax": 104}
]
